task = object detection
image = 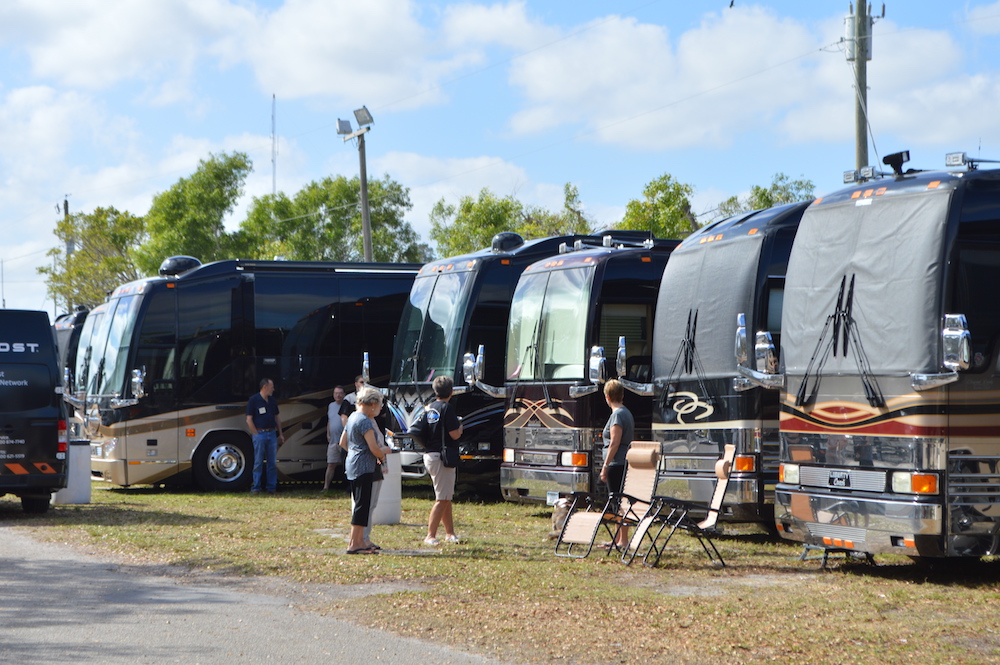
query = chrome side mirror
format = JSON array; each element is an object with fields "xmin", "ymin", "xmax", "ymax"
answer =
[
  {"xmin": 616, "ymin": 336, "xmax": 627, "ymax": 378},
  {"xmin": 462, "ymin": 352, "xmax": 476, "ymax": 386},
  {"xmin": 754, "ymin": 331, "xmax": 778, "ymax": 374},
  {"xmin": 589, "ymin": 346, "xmax": 606, "ymax": 384},
  {"xmin": 735, "ymin": 313, "xmax": 748, "ymax": 366},
  {"xmin": 362, "ymin": 352, "xmax": 371, "ymax": 384},
  {"xmin": 942, "ymin": 313, "xmax": 971, "ymax": 371},
  {"xmin": 131, "ymin": 367, "xmax": 146, "ymax": 401}
]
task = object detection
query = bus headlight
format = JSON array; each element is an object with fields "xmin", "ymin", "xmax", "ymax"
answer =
[
  {"xmin": 892, "ymin": 471, "xmax": 938, "ymax": 495},
  {"xmin": 780, "ymin": 463, "xmax": 799, "ymax": 484},
  {"xmin": 503, "ymin": 448, "xmax": 515, "ymax": 463}
]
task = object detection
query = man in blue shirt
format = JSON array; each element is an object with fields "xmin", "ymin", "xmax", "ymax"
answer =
[{"xmin": 245, "ymin": 378, "xmax": 284, "ymax": 494}]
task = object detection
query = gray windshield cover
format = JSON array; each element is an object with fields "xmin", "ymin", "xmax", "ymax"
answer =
[
  {"xmin": 654, "ymin": 233, "xmax": 765, "ymax": 379},
  {"xmin": 782, "ymin": 189, "xmax": 952, "ymax": 375}
]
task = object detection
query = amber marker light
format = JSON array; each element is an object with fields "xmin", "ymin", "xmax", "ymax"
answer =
[
  {"xmin": 734, "ymin": 455, "xmax": 756, "ymax": 472},
  {"xmin": 186, "ymin": 429, "xmax": 196, "ymax": 437}
]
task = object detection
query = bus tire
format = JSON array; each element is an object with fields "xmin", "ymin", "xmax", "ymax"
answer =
[
  {"xmin": 21, "ymin": 495, "xmax": 51, "ymax": 514},
  {"xmin": 193, "ymin": 434, "xmax": 253, "ymax": 492}
]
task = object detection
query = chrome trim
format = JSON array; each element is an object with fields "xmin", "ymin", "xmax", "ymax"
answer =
[
  {"xmin": 619, "ymin": 378, "xmax": 653, "ymax": 397},
  {"xmin": 569, "ymin": 384, "xmax": 600, "ymax": 398},
  {"xmin": 737, "ymin": 364, "xmax": 785, "ymax": 390},
  {"xmin": 910, "ymin": 371, "xmax": 959, "ymax": 391}
]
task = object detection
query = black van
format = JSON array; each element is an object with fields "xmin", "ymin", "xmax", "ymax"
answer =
[{"xmin": 0, "ymin": 310, "xmax": 67, "ymax": 513}]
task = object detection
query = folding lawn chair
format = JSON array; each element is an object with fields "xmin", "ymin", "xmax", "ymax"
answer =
[
  {"xmin": 554, "ymin": 441, "xmax": 661, "ymax": 558},
  {"xmin": 626, "ymin": 443, "xmax": 735, "ymax": 568}
]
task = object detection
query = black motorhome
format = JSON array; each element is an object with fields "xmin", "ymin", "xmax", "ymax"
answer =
[
  {"xmin": 70, "ymin": 257, "xmax": 418, "ymax": 491},
  {"xmin": 0, "ymin": 310, "xmax": 68, "ymax": 513},
  {"xmin": 501, "ymin": 232, "xmax": 678, "ymax": 502},
  {"xmin": 756, "ymin": 151, "xmax": 1000, "ymax": 558},
  {"xmin": 651, "ymin": 201, "xmax": 809, "ymax": 524}
]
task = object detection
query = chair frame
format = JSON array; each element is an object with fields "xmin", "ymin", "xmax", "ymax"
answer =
[
  {"xmin": 623, "ymin": 444, "xmax": 736, "ymax": 568},
  {"xmin": 554, "ymin": 442, "xmax": 661, "ymax": 559}
]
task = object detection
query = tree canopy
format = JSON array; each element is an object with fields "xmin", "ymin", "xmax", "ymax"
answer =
[
  {"xmin": 133, "ymin": 152, "xmax": 252, "ymax": 275},
  {"xmin": 40, "ymin": 207, "xmax": 145, "ymax": 310},
  {"xmin": 617, "ymin": 174, "xmax": 697, "ymax": 239},
  {"xmin": 716, "ymin": 173, "xmax": 816, "ymax": 219},
  {"xmin": 430, "ymin": 183, "xmax": 593, "ymax": 257},
  {"xmin": 240, "ymin": 174, "xmax": 429, "ymax": 263}
]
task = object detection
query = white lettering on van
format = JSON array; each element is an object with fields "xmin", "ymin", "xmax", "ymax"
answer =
[{"xmin": 0, "ymin": 343, "xmax": 40, "ymax": 353}]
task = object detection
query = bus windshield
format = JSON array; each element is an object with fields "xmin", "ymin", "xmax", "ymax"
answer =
[
  {"xmin": 75, "ymin": 295, "xmax": 142, "ymax": 397},
  {"xmin": 506, "ymin": 266, "xmax": 593, "ymax": 381},
  {"xmin": 392, "ymin": 271, "xmax": 473, "ymax": 383}
]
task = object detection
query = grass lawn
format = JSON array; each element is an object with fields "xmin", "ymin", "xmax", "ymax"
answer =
[{"xmin": 2, "ymin": 480, "xmax": 999, "ymax": 664}]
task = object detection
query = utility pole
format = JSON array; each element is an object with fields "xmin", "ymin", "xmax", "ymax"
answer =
[{"xmin": 846, "ymin": 3, "xmax": 882, "ymax": 172}]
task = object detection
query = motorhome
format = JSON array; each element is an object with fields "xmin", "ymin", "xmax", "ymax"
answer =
[
  {"xmin": 70, "ymin": 256, "xmax": 417, "ymax": 491},
  {"xmin": 651, "ymin": 201, "xmax": 809, "ymax": 523},
  {"xmin": 385, "ymin": 233, "xmax": 589, "ymax": 489},
  {"xmin": 501, "ymin": 233, "xmax": 678, "ymax": 502},
  {"xmin": 748, "ymin": 151, "xmax": 1000, "ymax": 557}
]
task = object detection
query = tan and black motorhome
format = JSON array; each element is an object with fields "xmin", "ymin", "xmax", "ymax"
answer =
[
  {"xmin": 745, "ymin": 152, "xmax": 1000, "ymax": 558},
  {"xmin": 69, "ymin": 257, "xmax": 417, "ymax": 491}
]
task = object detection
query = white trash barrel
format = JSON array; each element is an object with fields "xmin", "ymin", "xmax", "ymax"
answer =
[
  {"xmin": 53, "ymin": 440, "xmax": 92, "ymax": 505},
  {"xmin": 372, "ymin": 452, "xmax": 401, "ymax": 525}
]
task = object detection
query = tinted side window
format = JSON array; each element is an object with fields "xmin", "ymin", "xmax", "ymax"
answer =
[
  {"xmin": 178, "ymin": 278, "xmax": 236, "ymax": 403},
  {"xmin": 951, "ymin": 242, "xmax": 1000, "ymax": 371}
]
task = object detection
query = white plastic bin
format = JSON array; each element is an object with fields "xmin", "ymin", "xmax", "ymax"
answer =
[
  {"xmin": 53, "ymin": 441, "xmax": 92, "ymax": 505},
  {"xmin": 372, "ymin": 452, "xmax": 401, "ymax": 525}
]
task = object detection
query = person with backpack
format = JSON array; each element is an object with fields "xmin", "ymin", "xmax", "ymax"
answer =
[{"xmin": 422, "ymin": 375, "xmax": 464, "ymax": 546}]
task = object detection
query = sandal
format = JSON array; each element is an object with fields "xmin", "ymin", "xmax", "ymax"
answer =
[{"xmin": 346, "ymin": 546, "xmax": 378, "ymax": 555}]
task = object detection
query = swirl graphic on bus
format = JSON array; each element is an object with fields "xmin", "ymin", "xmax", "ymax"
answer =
[{"xmin": 669, "ymin": 391, "xmax": 714, "ymax": 424}]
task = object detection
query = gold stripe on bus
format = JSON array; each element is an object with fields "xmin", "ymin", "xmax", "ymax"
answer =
[{"xmin": 653, "ymin": 419, "xmax": 773, "ymax": 431}]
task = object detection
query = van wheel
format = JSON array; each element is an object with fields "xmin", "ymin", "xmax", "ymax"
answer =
[
  {"xmin": 21, "ymin": 495, "xmax": 51, "ymax": 514},
  {"xmin": 193, "ymin": 434, "xmax": 252, "ymax": 492}
]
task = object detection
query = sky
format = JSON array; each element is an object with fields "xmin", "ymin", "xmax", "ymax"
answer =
[{"xmin": 3, "ymin": 0, "xmax": 1000, "ymax": 315}]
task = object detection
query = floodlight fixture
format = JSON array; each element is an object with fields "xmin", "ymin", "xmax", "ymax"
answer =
[
  {"xmin": 336, "ymin": 119, "xmax": 353, "ymax": 135},
  {"xmin": 354, "ymin": 106, "xmax": 374, "ymax": 127}
]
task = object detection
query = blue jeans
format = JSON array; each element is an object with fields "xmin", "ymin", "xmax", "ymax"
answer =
[{"xmin": 252, "ymin": 431, "xmax": 278, "ymax": 492}]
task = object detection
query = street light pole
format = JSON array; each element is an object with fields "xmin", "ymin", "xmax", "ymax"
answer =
[
  {"xmin": 337, "ymin": 106, "xmax": 375, "ymax": 263},
  {"xmin": 356, "ymin": 130, "xmax": 373, "ymax": 262}
]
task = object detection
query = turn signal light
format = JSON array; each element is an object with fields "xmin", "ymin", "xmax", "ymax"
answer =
[
  {"xmin": 891, "ymin": 471, "xmax": 939, "ymax": 494},
  {"xmin": 560, "ymin": 452, "xmax": 589, "ymax": 467},
  {"xmin": 779, "ymin": 463, "xmax": 799, "ymax": 484},
  {"xmin": 734, "ymin": 455, "xmax": 756, "ymax": 472}
]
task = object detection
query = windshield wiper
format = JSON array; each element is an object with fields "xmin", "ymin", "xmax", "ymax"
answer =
[
  {"xmin": 659, "ymin": 309, "xmax": 713, "ymax": 414},
  {"xmin": 795, "ymin": 274, "xmax": 884, "ymax": 408}
]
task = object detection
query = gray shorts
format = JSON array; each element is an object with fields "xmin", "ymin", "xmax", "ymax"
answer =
[
  {"xmin": 327, "ymin": 441, "xmax": 344, "ymax": 464},
  {"xmin": 423, "ymin": 452, "xmax": 456, "ymax": 501}
]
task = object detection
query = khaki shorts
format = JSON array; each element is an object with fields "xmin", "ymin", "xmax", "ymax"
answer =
[
  {"xmin": 327, "ymin": 441, "xmax": 344, "ymax": 464},
  {"xmin": 423, "ymin": 452, "xmax": 456, "ymax": 501}
]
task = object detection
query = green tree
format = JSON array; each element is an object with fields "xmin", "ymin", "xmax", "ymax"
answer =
[
  {"xmin": 430, "ymin": 184, "xmax": 593, "ymax": 258},
  {"xmin": 618, "ymin": 173, "xmax": 697, "ymax": 239},
  {"xmin": 39, "ymin": 207, "xmax": 145, "ymax": 309},
  {"xmin": 134, "ymin": 152, "xmax": 252, "ymax": 274},
  {"xmin": 716, "ymin": 173, "xmax": 816, "ymax": 218},
  {"xmin": 239, "ymin": 174, "xmax": 429, "ymax": 263}
]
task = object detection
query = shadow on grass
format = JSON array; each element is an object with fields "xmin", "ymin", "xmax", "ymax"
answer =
[
  {"xmin": 832, "ymin": 554, "xmax": 1000, "ymax": 587},
  {"xmin": 0, "ymin": 496, "xmax": 233, "ymax": 529}
]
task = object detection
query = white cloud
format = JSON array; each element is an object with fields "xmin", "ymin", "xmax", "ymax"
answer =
[
  {"xmin": 0, "ymin": 0, "xmax": 253, "ymax": 102},
  {"xmin": 967, "ymin": 2, "xmax": 1000, "ymax": 35}
]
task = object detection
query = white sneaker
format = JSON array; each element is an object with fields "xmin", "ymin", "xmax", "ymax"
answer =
[
  {"xmin": 444, "ymin": 534, "xmax": 461, "ymax": 544},
  {"xmin": 423, "ymin": 536, "xmax": 439, "ymax": 546}
]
